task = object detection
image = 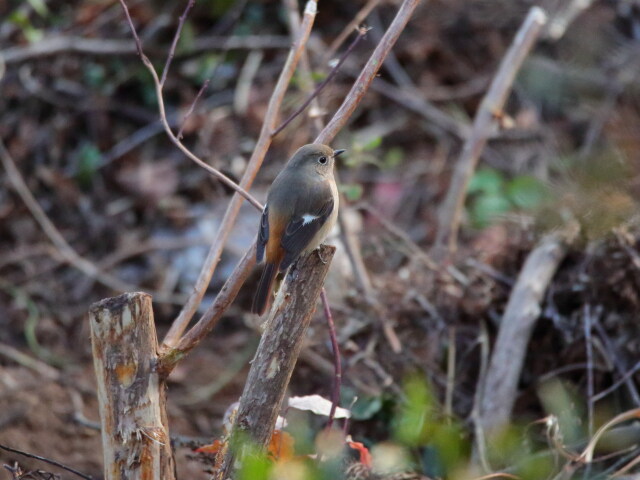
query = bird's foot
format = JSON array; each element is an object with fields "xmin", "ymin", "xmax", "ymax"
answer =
[{"xmin": 315, "ymin": 246, "xmax": 328, "ymax": 264}]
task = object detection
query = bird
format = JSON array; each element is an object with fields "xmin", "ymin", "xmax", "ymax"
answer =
[{"xmin": 251, "ymin": 143, "xmax": 345, "ymax": 315}]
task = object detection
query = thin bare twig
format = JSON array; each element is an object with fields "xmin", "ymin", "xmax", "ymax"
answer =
[
  {"xmin": 162, "ymin": 0, "xmax": 317, "ymax": 348},
  {"xmin": 177, "ymin": 79, "xmax": 210, "ymax": 140},
  {"xmin": 321, "ymin": 288, "xmax": 342, "ymax": 430},
  {"xmin": 593, "ymin": 319, "xmax": 640, "ymax": 406},
  {"xmin": 273, "ymin": 28, "xmax": 368, "ymax": 137},
  {"xmin": 117, "ymin": 0, "xmax": 262, "ymax": 210},
  {"xmin": 0, "ymin": 444, "xmax": 93, "ymax": 480},
  {"xmin": 445, "ymin": 326, "xmax": 456, "ymax": 418},
  {"xmin": 322, "ymin": 0, "xmax": 382, "ymax": 64},
  {"xmin": 370, "ymin": 77, "xmax": 469, "ymax": 140},
  {"xmin": 592, "ymin": 361, "xmax": 640, "ymax": 403},
  {"xmin": 434, "ymin": 7, "xmax": 548, "ymax": 257},
  {"xmin": 0, "ymin": 342, "xmax": 60, "ymax": 380}
]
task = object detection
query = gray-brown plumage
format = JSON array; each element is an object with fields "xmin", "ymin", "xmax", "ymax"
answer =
[{"xmin": 252, "ymin": 143, "xmax": 343, "ymax": 315}]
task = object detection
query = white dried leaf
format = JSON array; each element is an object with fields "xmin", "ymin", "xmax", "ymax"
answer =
[{"xmin": 288, "ymin": 395, "xmax": 351, "ymax": 418}]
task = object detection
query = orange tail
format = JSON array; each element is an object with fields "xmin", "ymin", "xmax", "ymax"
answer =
[{"xmin": 252, "ymin": 262, "xmax": 278, "ymax": 315}]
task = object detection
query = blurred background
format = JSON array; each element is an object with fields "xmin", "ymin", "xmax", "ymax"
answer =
[{"xmin": 2, "ymin": 0, "xmax": 640, "ymax": 478}]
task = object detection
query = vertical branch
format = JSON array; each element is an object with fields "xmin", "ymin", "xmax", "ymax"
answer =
[
  {"xmin": 162, "ymin": 0, "xmax": 318, "ymax": 347},
  {"xmin": 433, "ymin": 7, "xmax": 547, "ymax": 258},
  {"xmin": 90, "ymin": 292, "xmax": 175, "ymax": 480},
  {"xmin": 218, "ymin": 246, "xmax": 336, "ymax": 479}
]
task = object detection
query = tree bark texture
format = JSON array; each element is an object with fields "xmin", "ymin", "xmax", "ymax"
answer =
[
  {"xmin": 90, "ymin": 292, "xmax": 175, "ymax": 480},
  {"xmin": 218, "ymin": 245, "xmax": 336, "ymax": 479}
]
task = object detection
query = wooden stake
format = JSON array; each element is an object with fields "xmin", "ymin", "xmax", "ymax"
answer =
[{"xmin": 90, "ymin": 292, "xmax": 175, "ymax": 480}]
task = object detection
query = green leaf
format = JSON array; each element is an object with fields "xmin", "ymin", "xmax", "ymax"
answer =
[
  {"xmin": 393, "ymin": 376, "xmax": 437, "ymax": 446},
  {"xmin": 383, "ymin": 147, "xmax": 404, "ymax": 169},
  {"xmin": 468, "ymin": 168, "xmax": 504, "ymax": 195},
  {"xmin": 27, "ymin": 0, "xmax": 49, "ymax": 17},
  {"xmin": 238, "ymin": 452, "xmax": 271, "ymax": 480},
  {"xmin": 506, "ymin": 175, "xmax": 546, "ymax": 209},
  {"xmin": 362, "ymin": 135, "xmax": 382, "ymax": 151},
  {"xmin": 431, "ymin": 422, "xmax": 467, "ymax": 474},
  {"xmin": 178, "ymin": 20, "xmax": 195, "ymax": 52},
  {"xmin": 75, "ymin": 143, "xmax": 102, "ymax": 188},
  {"xmin": 84, "ymin": 63, "xmax": 106, "ymax": 88},
  {"xmin": 350, "ymin": 395, "xmax": 383, "ymax": 420},
  {"xmin": 470, "ymin": 194, "xmax": 511, "ymax": 227},
  {"xmin": 8, "ymin": 11, "xmax": 43, "ymax": 43},
  {"xmin": 208, "ymin": 0, "xmax": 236, "ymax": 17},
  {"xmin": 340, "ymin": 183, "xmax": 363, "ymax": 202},
  {"xmin": 311, "ymin": 71, "xmax": 328, "ymax": 82}
]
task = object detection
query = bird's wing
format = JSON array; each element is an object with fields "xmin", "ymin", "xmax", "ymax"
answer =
[
  {"xmin": 256, "ymin": 205, "xmax": 269, "ymax": 263},
  {"xmin": 280, "ymin": 184, "xmax": 335, "ymax": 270}
]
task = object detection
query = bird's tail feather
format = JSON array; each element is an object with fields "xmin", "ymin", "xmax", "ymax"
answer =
[{"xmin": 252, "ymin": 262, "xmax": 278, "ymax": 315}]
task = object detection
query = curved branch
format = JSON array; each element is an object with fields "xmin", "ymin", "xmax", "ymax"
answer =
[{"xmin": 117, "ymin": 0, "xmax": 263, "ymax": 210}]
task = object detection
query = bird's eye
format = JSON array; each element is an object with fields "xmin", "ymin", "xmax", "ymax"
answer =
[{"xmin": 318, "ymin": 156, "xmax": 327, "ymax": 164}]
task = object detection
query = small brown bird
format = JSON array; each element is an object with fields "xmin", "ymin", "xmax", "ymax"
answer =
[{"xmin": 252, "ymin": 143, "xmax": 344, "ymax": 315}]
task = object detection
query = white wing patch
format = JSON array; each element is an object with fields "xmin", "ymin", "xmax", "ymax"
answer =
[{"xmin": 301, "ymin": 214, "xmax": 319, "ymax": 225}]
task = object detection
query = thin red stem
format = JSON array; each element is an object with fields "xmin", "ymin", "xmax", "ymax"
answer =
[{"xmin": 321, "ymin": 288, "xmax": 342, "ymax": 430}]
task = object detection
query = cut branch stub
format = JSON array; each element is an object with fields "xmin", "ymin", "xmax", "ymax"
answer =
[
  {"xmin": 218, "ymin": 245, "xmax": 336, "ymax": 478},
  {"xmin": 89, "ymin": 292, "xmax": 175, "ymax": 480}
]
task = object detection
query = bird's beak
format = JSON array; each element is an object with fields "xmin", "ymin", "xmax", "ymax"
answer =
[{"xmin": 333, "ymin": 149, "xmax": 346, "ymax": 158}]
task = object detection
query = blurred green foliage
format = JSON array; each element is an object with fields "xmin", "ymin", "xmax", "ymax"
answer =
[
  {"xmin": 74, "ymin": 142, "xmax": 102, "ymax": 188},
  {"xmin": 8, "ymin": 9, "xmax": 43, "ymax": 42},
  {"xmin": 343, "ymin": 136, "xmax": 406, "ymax": 171},
  {"xmin": 339, "ymin": 183, "xmax": 363, "ymax": 202},
  {"xmin": 467, "ymin": 167, "xmax": 547, "ymax": 228}
]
